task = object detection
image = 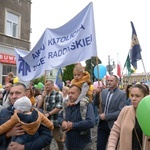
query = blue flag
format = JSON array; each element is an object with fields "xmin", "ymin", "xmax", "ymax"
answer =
[
  {"xmin": 129, "ymin": 21, "xmax": 142, "ymax": 69},
  {"xmin": 55, "ymin": 68, "xmax": 63, "ymax": 91}
]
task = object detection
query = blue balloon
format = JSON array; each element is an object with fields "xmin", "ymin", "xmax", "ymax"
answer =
[{"xmin": 94, "ymin": 64, "xmax": 106, "ymax": 79}]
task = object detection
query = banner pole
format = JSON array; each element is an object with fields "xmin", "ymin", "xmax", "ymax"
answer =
[
  {"xmin": 95, "ymin": 56, "xmax": 103, "ymax": 114},
  {"xmin": 43, "ymin": 70, "xmax": 47, "ymax": 112},
  {"xmin": 96, "ymin": 56, "xmax": 100, "ymax": 85}
]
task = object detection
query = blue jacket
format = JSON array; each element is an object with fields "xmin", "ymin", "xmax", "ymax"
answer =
[
  {"xmin": 0, "ymin": 105, "xmax": 52, "ymax": 150},
  {"xmin": 58, "ymin": 102, "xmax": 95, "ymax": 150}
]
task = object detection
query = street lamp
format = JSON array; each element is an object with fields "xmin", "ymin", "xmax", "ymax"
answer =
[{"xmin": 106, "ymin": 55, "xmax": 116, "ymax": 75}]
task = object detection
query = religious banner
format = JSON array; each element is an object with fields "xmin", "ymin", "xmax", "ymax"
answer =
[{"xmin": 15, "ymin": 2, "xmax": 97, "ymax": 81}]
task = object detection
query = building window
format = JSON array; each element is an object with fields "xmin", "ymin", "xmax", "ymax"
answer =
[
  {"xmin": 50, "ymin": 70, "xmax": 53, "ymax": 76},
  {"xmin": 5, "ymin": 11, "xmax": 20, "ymax": 38},
  {"xmin": 2, "ymin": 64, "xmax": 16, "ymax": 85}
]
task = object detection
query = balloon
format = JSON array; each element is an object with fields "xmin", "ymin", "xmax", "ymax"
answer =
[
  {"xmin": 37, "ymin": 82, "xmax": 43, "ymax": 89},
  {"xmin": 13, "ymin": 77, "xmax": 19, "ymax": 84},
  {"xmin": 94, "ymin": 64, "xmax": 107, "ymax": 79},
  {"xmin": 89, "ymin": 85, "xmax": 94, "ymax": 91},
  {"xmin": 136, "ymin": 95, "xmax": 150, "ymax": 136},
  {"xmin": 34, "ymin": 84, "xmax": 38, "ymax": 88},
  {"xmin": 0, "ymin": 84, "xmax": 2, "ymax": 89},
  {"xmin": 93, "ymin": 81, "xmax": 103, "ymax": 89},
  {"xmin": 136, "ymin": 82, "xmax": 141, "ymax": 85},
  {"xmin": 0, "ymin": 84, "xmax": 4, "ymax": 92}
]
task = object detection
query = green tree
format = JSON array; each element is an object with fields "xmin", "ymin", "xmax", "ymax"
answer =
[
  {"xmin": 62, "ymin": 64, "xmax": 75, "ymax": 85},
  {"xmin": 85, "ymin": 57, "xmax": 102, "ymax": 83},
  {"xmin": 32, "ymin": 75, "xmax": 44, "ymax": 85}
]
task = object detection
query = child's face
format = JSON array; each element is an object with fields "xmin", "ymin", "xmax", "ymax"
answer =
[
  {"xmin": 62, "ymin": 88, "xmax": 67, "ymax": 95},
  {"xmin": 73, "ymin": 71, "xmax": 84, "ymax": 81}
]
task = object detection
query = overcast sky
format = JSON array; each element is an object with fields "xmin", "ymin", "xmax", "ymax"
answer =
[{"xmin": 30, "ymin": 0, "xmax": 150, "ymax": 74}]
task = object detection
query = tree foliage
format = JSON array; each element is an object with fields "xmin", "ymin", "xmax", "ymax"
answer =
[
  {"xmin": 62, "ymin": 64, "xmax": 75, "ymax": 85},
  {"xmin": 32, "ymin": 75, "xmax": 45, "ymax": 85}
]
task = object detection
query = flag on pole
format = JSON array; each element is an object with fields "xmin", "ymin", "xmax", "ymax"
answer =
[
  {"xmin": 55, "ymin": 68, "xmax": 63, "ymax": 91},
  {"xmin": 117, "ymin": 53, "xmax": 122, "ymax": 78},
  {"xmin": 124, "ymin": 54, "xmax": 132, "ymax": 76},
  {"xmin": 129, "ymin": 21, "xmax": 142, "ymax": 69}
]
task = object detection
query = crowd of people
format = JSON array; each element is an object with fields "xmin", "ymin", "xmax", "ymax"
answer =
[{"xmin": 0, "ymin": 66, "xmax": 150, "ymax": 150}]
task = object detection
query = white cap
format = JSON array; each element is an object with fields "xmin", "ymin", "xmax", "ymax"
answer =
[{"xmin": 14, "ymin": 96, "xmax": 32, "ymax": 112}]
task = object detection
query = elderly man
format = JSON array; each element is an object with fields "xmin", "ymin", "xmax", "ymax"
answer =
[
  {"xmin": 58, "ymin": 85, "xmax": 95, "ymax": 150},
  {"xmin": 0, "ymin": 82, "xmax": 52, "ymax": 150}
]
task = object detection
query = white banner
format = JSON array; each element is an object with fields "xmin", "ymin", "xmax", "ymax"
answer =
[{"xmin": 15, "ymin": 2, "xmax": 97, "ymax": 81}]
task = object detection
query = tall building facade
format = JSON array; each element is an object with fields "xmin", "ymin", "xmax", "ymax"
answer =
[{"xmin": 0, "ymin": 0, "xmax": 31, "ymax": 84}]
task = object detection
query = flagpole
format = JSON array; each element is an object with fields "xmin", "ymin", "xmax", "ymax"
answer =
[
  {"xmin": 44, "ymin": 70, "xmax": 47, "ymax": 84},
  {"xmin": 95, "ymin": 56, "xmax": 102, "ymax": 114},
  {"xmin": 43, "ymin": 70, "xmax": 47, "ymax": 112},
  {"xmin": 121, "ymin": 54, "xmax": 129, "ymax": 85},
  {"xmin": 130, "ymin": 21, "xmax": 148, "ymax": 83},
  {"xmin": 117, "ymin": 53, "xmax": 123, "ymax": 86}
]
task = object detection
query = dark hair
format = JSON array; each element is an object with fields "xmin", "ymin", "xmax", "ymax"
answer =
[
  {"xmin": 126, "ymin": 84, "xmax": 132, "ymax": 99},
  {"xmin": 69, "ymin": 84, "xmax": 81, "ymax": 91},
  {"xmin": 46, "ymin": 80, "xmax": 54, "ymax": 85},
  {"xmin": 27, "ymin": 87, "xmax": 34, "ymax": 97},
  {"xmin": 143, "ymin": 84, "xmax": 150, "ymax": 95},
  {"xmin": 34, "ymin": 88, "xmax": 41, "ymax": 97},
  {"xmin": 13, "ymin": 82, "xmax": 27, "ymax": 91},
  {"xmin": 131, "ymin": 84, "xmax": 148, "ymax": 97},
  {"xmin": 111, "ymin": 75, "xmax": 119, "ymax": 82}
]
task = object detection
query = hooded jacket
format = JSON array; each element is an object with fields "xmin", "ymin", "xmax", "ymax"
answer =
[
  {"xmin": 0, "ymin": 108, "xmax": 53, "ymax": 135},
  {"xmin": 71, "ymin": 71, "xmax": 92, "ymax": 102}
]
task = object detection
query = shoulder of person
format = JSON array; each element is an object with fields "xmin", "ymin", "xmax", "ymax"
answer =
[
  {"xmin": 121, "ymin": 105, "xmax": 132, "ymax": 114},
  {"xmin": 82, "ymin": 82, "xmax": 88, "ymax": 86},
  {"xmin": 0, "ymin": 107, "xmax": 12, "ymax": 124},
  {"xmin": 53, "ymin": 90, "xmax": 61, "ymax": 96},
  {"xmin": 117, "ymin": 88, "xmax": 126, "ymax": 94},
  {"xmin": 37, "ymin": 94, "xmax": 42, "ymax": 99},
  {"xmin": 102, "ymin": 88, "xmax": 109, "ymax": 93},
  {"xmin": 33, "ymin": 107, "xmax": 44, "ymax": 113}
]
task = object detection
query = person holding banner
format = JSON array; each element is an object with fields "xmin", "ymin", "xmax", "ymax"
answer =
[
  {"xmin": 42, "ymin": 80, "xmax": 64, "ymax": 150},
  {"xmin": 107, "ymin": 84, "xmax": 150, "ymax": 150}
]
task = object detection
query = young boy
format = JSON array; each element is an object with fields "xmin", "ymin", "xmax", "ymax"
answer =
[{"xmin": 0, "ymin": 96, "xmax": 54, "ymax": 144}]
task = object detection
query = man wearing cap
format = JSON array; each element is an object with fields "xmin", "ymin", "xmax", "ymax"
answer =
[{"xmin": 0, "ymin": 82, "xmax": 52, "ymax": 150}]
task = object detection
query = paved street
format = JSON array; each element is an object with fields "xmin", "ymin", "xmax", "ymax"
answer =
[{"xmin": 50, "ymin": 126, "xmax": 97, "ymax": 150}]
